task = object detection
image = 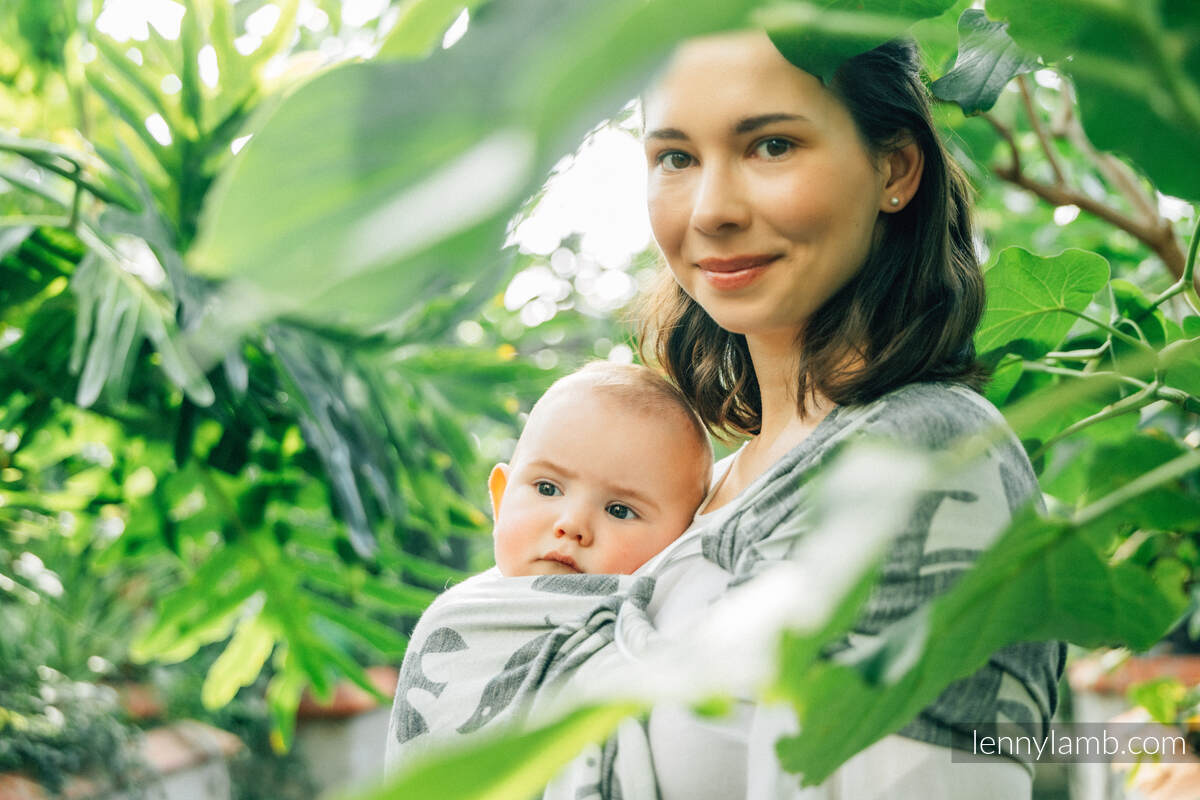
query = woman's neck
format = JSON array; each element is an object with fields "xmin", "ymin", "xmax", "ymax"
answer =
[
  {"xmin": 703, "ymin": 330, "xmax": 837, "ymax": 513},
  {"xmin": 745, "ymin": 331, "xmax": 835, "ymax": 453}
]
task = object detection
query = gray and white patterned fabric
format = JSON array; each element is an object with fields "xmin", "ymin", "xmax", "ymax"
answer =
[
  {"xmin": 384, "ymin": 381, "xmax": 1065, "ymax": 796},
  {"xmin": 384, "ymin": 570, "xmax": 662, "ymax": 797}
]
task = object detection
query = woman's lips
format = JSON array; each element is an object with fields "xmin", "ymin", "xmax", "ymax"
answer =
[{"xmin": 695, "ymin": 254, "xmax": 778, "ymax": 290}]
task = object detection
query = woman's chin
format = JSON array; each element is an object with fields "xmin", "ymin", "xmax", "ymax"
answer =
[{"xmin": 702, "ymin": 310, "xmax": 801, "ymax": 341}]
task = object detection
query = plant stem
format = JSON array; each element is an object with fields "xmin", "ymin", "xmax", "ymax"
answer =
[
  {"xmin": 1154, "ymin": 385, "xmax": 1200, "ymax": 414},
  {"xmin": 1022, "ymin": 361, "xmax": 1147, "ymax": 389},
  {"xmin": 1074, "ymin": 448, "xmax": 1200, "ymax": 526},
  {"xmin": 1064, "ymin": 309, "xmax": 1150, "ymax": 349},
  {"xmin": 1029, "ymin": 382, "xmax": 1158, "ymax": 463},
  {"xmin": 982, "ymin": 99, "xmax": 1186, "ymax": 280},
  {"xmin": 1046, "ymin": 341, "xmax": 1111, "ymax": 361},
  {"xmin": 1016, "ymin": 75, "xmax": 1066, "ymax": 186},
  {"xmin": 1148, "ymin": 213, "xmax": 1200, "ymax": 314},
  {"xmin": 1184, "ymin": 214, "xmax": 1200, "ymax": 315}
]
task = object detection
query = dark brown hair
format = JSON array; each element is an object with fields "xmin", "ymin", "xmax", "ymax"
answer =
[{"xmin": 639, "ymin": 38, "xmax": 987, "ymax": 438}]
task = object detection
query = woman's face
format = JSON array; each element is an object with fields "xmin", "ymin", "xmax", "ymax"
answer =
[{"xmin": 643, "ymin": 32, "xmax": 892, "ymax": 341}]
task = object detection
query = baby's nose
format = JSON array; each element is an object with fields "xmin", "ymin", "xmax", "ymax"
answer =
[{"xmin": 555, "ymin": 511, "xmax": 592, "ymax": 546}]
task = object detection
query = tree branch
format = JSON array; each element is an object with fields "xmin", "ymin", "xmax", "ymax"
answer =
[
  {"xmin": 1016, "ymin": 75, "xmax": 1067, "ymax": 186},
  {"xmin": 1054, "ymin": 80, "xmax": 1161, "ymax": 228},
  {"xmin": 983, "ymin": 83, "xmax": 1190, "ymax": 288},
  {"xmin": 981, "ymin": 112, "xmax": 1021, "ymax": 176}
]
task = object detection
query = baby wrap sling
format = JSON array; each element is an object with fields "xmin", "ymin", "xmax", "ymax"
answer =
[{"xmin": 384, "ymin": 382, "xmax": 1066, "ymax": 797}]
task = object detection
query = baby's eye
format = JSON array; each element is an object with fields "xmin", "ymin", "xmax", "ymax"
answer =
[
  {"xmin": 535, "ymin": 481, "xmax": 560, "ymax": 497},
  {"xmin": 606, "ymin": 503, "xmax": 637, "ymax": 520},
  {"xmin": 657, "ymin": 151, "xmax": 693, "ymax": 171},
  {"xmin": 753, "ymin": 137, "xmax": 794, "ymax": 160}
]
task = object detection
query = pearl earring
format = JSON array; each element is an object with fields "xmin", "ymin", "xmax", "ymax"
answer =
[{"xmin": 889, "ymin": 196, "xmax": 901, "ymax": 207}]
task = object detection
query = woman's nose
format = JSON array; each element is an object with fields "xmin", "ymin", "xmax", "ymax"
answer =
[{"xmin": 690, "ymin": 164, "xmax": 751, "ymax": 235}]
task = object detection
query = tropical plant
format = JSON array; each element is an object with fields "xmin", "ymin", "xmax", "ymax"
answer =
[
  {"xmin": 1, "ymin": 0, "xmax": 550, "ymax": 770},
  {"xmin": 190, "ymin": 0, "xmax": 1191, "ymax": 795},
  {"xmin": 2, "ymin": 0, "xmax": 1198, "ymax": 796}
]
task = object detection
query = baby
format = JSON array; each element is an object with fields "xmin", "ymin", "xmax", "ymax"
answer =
[
  {"xmin": 486, "ymin": 361, "xmax": 713, "ymax": 576},
  {"xmin": 386, "ymin": 362, "xmax": 712, "ymax": 774}
]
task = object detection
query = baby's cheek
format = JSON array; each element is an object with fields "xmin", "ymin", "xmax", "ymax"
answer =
[
  {"xmin": 601, "ymin": 534, "xmax": 668, "ymax": 574},
  {"xmin": 492, "ymin": 526, "xmax": 526, "ymax": 576}
]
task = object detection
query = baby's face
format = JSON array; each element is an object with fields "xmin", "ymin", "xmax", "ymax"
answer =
[{"xmin": 490, "ymin": 385, "xmax": 707, "ymax": 576}]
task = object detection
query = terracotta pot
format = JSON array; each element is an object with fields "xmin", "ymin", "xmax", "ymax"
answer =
[{"xmin": 297, "ymin": 666, "xmax": 399, "ymax": 720}]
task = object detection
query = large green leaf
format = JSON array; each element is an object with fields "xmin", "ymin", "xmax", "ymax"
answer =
[
  {"xmin": 975, "ymin": 247, "xmax": 1110, "ymax": 357},
  {"xmin": 985, "ymin": 0, "xmax": 1200, "ymax": 200},
  {"xmin": 201, "ymin": 613, "xmax": 277, "ymax": 709},
  {"xmin": 929, "ymin": 8, "xmax": 1039, "ymax": 114},
  {"xmin": 190, "ymin": 0, "xmax": 764, "ymax": 344},
  {"xmin": 1160, "ymin": 336, "xmax": 1200, "ymax": 397},
  {"xmin": 761, "ymin": 0, "xmax": 958, "ymax": 83},
  {"xmin": 1081, "ymin": 434, "xmax": 1200, "ymax": 531},
  {"xmin": 344, "ymin": 703, "xmax": 640, "ymax": 800},
  {"xmin": 68, "ymin": 248, "xmax": 214, "ymax": 407},
  {"xmin": 376, "ymin": 0, "xmax": 490, "ymax": 60},
  {"xmin": 775, "ymin": 503, "xmax": 1188, "ymax": 784}
]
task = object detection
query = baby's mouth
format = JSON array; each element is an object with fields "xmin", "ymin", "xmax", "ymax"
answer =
[{"xmin": 542, "ymin": 552, "xmax": 581, "ymax": 572}]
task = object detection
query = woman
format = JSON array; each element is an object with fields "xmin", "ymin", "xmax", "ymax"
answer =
[
  {"xmin": 386, "ymin": 28, "xmax": 1062, "ymax": 800},
  {"xmin": 630, "ymin": 30, "xmax": 1063, "ymax": 799}
]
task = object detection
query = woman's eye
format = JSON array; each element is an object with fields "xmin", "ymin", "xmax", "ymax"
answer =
[
  {"xmin": 657, "ymin": 151, "xmax": 693, "ymax": 171},
  {"xmin": 606, "ymin": 503, "xmax": 636, "ymax": 520},
  {"xmin": 754, "ymin": 137, "xmax": 793, "ymax": 160},
  {"xmin": 535, "ymin": 481, "xmax": 560, "ymax": 497}
]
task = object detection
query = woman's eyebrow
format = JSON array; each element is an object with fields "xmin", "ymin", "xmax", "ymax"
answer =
[
  {"xmin": 644, "ymin": 113, "xmax": 811, "ymax": 142},
  {"xmin": 734, "ymin": 113, "xmax": 810, "ymax": 133},
  {"xmin": 644, "ymin": 127, "xmax": 688, "ymax": 141}
]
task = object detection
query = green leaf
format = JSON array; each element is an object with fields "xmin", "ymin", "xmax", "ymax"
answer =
[
  {"xmin": 202, "ymin": 613, "xmax": 277, "ymax": 709},
  {"xmin": 179, "ymin": 0, "xmax": 206, "ymax": 129},
  {"xmin": 983, "ymin": 352, "xmax": 1022, "ymax": 407},
  {"xmin": 1111, "ymin": 279, "xmax": 1168, "ymax": 348},
  {"xmin": 1081, "ymin": 434, "xmax": 1200, "ymax": 531},
  {"xmin": 68, "ymin": 249, "xmax": 214, "ymax": 408},
  {"xmin": 132, "ymin": 575, "xmax": 260, "ymax": 663},
  {"xmin": 343, "ymin": 703, "xmax": 640, "ymax": 800},
  {"xmin": 266, "ymin": 649, "xmax": 309, "ymax": 752},
  {"xmin": 377, "ymin": 0, "xmax": 489, "ymax": 60},
  {"xmin": 929, "ymin": 8, "xmax": 1039, "ymax": 114},
  {"xmin": 0, "ymin": 133, "xmax": 142, "ymax": 209},
  {"xmin": 246, "ymin": 0, "xmax": 300, "ymax": 69},
  {"xmin": 762, "ymin": 0, "xmax": 958, "ymax": 83},
  {"xmin": 1128, "ymin": 678, "xmax": 1187, "ymax": 726},
  {"xmin": 355, "ymin": 577, "xmax": 440, "ymax": 613},
  {"xmin": 1160, "ymin": 336, "xmax": 1200, "ymax": 397},
  {"xmin": 775, "ymin": 508, "xmax": 1186, "ymax": 784},
  {"xmin": 975, "ymin": 247, "xmax": 1110, "ymax": 357},
  {"xmin": 190, "ymin": 0, "xmax": 766, "ymax": 344},
  {"xmin": 309, "ymin": 595, "xmax": 409, "ymax": 659},
  {"xmin": 0, "ymin": 226, "xmax": 35, "ymax": 262},
  {"xmin": 985, "ymin": 0, "xmax": 1200, "ymax": 200}
]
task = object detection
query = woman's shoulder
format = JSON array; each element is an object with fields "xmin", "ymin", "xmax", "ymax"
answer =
[{"xmin": 850, "ymin": 380, "xmax": 1010, "ymax": 451}]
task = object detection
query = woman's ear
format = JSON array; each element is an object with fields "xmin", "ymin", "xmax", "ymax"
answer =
[
  {"xmin": 487, "ymin": 463, "xmax": 509, "ymax": 522},
  {"xmin": 879, "ymin": 137, "xmax": 923, "ymax": 213}
]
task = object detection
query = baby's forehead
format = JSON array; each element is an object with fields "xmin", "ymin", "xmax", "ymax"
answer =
[
  {"xmin": 537, "ymin": 378, "xmax": 691, "ymax": 432},
  {"xmin": 520, "ymin": 379, "xmax": 707, "ymax": 457}
]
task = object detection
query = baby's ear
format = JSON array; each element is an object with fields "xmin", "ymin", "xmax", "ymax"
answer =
[{"xmin": 487, "ymin": 463, "xmax": 509, "ymax": 522}]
